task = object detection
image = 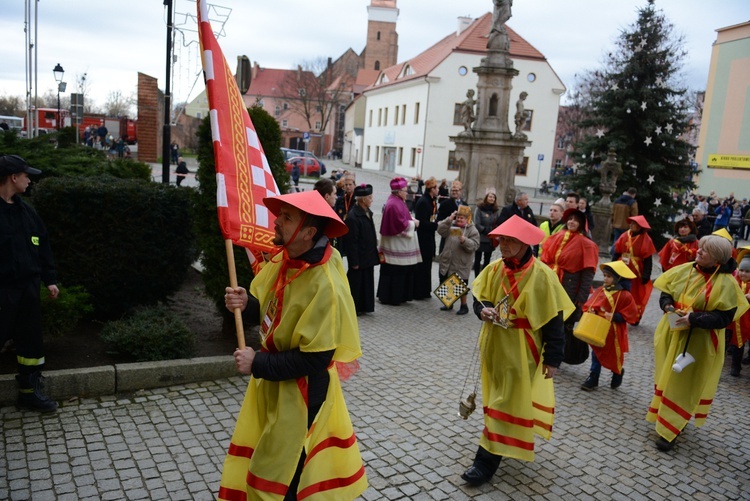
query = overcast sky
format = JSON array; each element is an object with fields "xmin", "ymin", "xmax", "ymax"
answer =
[{"xmin": 1, "ymin": 0, "xmax": 747, "ymax": 112}]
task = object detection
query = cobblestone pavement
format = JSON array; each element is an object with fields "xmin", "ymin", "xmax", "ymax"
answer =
[{"xmin": 2, "ymin": 161, "xmax": 749, "ymax": 500}]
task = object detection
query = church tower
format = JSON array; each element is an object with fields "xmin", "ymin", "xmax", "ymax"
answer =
[{"xmin": 364, "ymin": 0, "xmax": 399, "ymax": 71}]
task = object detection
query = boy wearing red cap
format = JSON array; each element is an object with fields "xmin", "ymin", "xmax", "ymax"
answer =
[
  {"xmin": 613, "ymin": 215, "xmax": 656, "ymax": 324},
  {"xmin": 221, "ymin": 191, "xmax": 367, "ymax": 500},
  {"xmin": 461, "ymin": 215, "xmax": 574, "ymax": 487}
]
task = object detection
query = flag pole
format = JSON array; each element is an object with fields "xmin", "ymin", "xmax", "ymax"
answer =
[{"xmin": 225, "ymin": 239, "xmax": 246, "ymax": 350}]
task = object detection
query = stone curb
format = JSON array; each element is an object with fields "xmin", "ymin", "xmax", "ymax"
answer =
[{"xmin": 0, "ymin": 355, "xmax": 235, "ymax": 407}]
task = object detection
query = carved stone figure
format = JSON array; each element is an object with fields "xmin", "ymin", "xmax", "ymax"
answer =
[
  {"xmin": 488, "ymin": 0, "xmax": 513, "ymax": 51},
  {"xmin": 460, "ymin": 89, "xmax": 477, "ymax": 135},
  {"xmin": 598, "ymin": 148, "xmax": 622, "ymax": 196},
  {"xmin": 513, "ymin": 91, "xmax": 528, "ymax": 138}
]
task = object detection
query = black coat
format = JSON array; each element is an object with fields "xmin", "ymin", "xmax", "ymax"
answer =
[
  {"xmin": 497, "ymin": 203, "xmax": 537, "ymax": 227},
  {"xmin": 414, "ymin": 193, "xmax": 438, "ymax": 259},
  {"xmin": 344, "ymin": 205, "xmax": 379, "ymax": 269}
]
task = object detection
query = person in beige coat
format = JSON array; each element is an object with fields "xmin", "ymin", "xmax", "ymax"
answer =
[{"xmin": 437, "ymin": 205, "xmax": 480, "ymax": 315}]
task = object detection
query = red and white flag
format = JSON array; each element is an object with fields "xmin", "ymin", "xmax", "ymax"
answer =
[{"xmin": 197, "ymin": 0, "xmax": 280, "ymax": 261}]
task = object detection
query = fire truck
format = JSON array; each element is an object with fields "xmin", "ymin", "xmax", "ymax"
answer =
[
  {"xmin": 22, "ymin": 107, "xmax": 67, "ymax": 135},
  {"xmin": 21, "ymin": 109, "xmax": 136, "ymax": 143}
]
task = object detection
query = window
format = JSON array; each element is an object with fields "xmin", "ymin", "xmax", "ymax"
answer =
[
  {"xmin": 414, "ymin": 102, "xmax": 420, "ymax": 124},
  {"xmin": 398, "ymin": 147, "xmax": 403, "ymax": 165},
  {"xmin": 394, "ymin": 106, "xmax": 399, "ymax": 125},
  {"xmin": 369, "ymin": 110, "xmax": 373, "ymax": 127},
  {"xmin": 275, "ymin": 105, "xmax": 281, "ymax": 117},
  {"xmin": 315, "ymin": 121, "xmax": 321, "ymax": 130},
  {"xmin": 377, "ymin": 31, "xmax": 381, "ymax": 41},
  {"xmin": 527, "ymin": 73, "xmax": 536, "ymax": 82},
  {"xmin": 458, "ymin": 66, "xmax": 468, "ymax": 76},
  {"xmin": 281, "ymin": 119, "xmax": 288, "ymax": 127},
  {"xmin": 401, "ymin": 105, "xmax": 406, "ymax": 125},
  {"xmin": 283, "ymin": 103, "xmax": 288, "ymax": 110},
  {"xmin": 374, "ymin": 61, "xmax": 380, "ymax": 71},
  {"xmin": 557, "ymin": 136, "xmax": 565, "ymax": 150},
  {"xmin": 196, "ymin": 112, "xmax": 202, "ymax": 119},
  {"xmin": 453, "ymin": 103, "xmax": 462, "ymax": 125},
  {"xmin": 366, "ymin": 145, "xmax": 371, "ymax": 161},
  {"xmin": 516, "ymin": 156, "xmax": 529, "ymax": 176},
  {"xmin": 258, "ymin": 99, "xmax": 264, "ymax": 107},
  {"xmin": 376, "ymin": 146, "xmax": 380, "ymax": 162},
  {"xmin": 378, "ymin": 109, "xmax": 382, "ymax": 126},
  {"xmin": 448, "ymin": 151, "xmax": 460, "ymax": 171},
  {"xmin": 523, "ymin": 110, "xmax": 534, "ymax": 132},
  {"xmin": 555, "ymin": 159, "xmax": 563, "ymax": 169},
  {"xmin": 384, "ymin": 108, "xmax": 388, "ymax": 126},
  {"xmin": 410, "ymin": 148, "xmax": 417, "ymax": 167}
]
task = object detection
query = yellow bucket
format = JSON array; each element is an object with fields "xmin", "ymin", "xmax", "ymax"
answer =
[{"xmin": 573, "ymin": 312, "xmax": 611, "ymax": 348}]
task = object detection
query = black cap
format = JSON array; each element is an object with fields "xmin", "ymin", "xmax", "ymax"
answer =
[
  {"xmin": 353, "ymin": 184, "xmax": 373, "ymax": 197},
  {"xmin": 0, "ymin": 155, "xmax": 42, "ymax": 176}
]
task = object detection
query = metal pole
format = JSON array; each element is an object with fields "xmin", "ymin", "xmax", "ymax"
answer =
[
  {"xmin": 162, "ymin": 0, "xmax": 174, "ymax": 184},
  {"xmin": 56, "ymin": 89, "xmax": 60, "ymax": 131},
  {"xmin": 33, "ymin": 0, "xmax": 38, "ymax": 137}
]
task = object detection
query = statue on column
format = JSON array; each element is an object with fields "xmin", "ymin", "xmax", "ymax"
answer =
[
  {"xmin": 598, "ymin": 148, "xmax": 622, "ymax": 204},
  {"xmin": 459, "ymin": 89, "xmax": 477, "ymax": 136},
  {"xmin": 513, "ymin": 91, "xmax": 528, "ymax": 139},
  {"xmin": 488, "ymin": 0, "xmax": 512, "ymax": 50}
]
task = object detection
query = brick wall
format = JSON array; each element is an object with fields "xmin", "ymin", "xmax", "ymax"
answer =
[{"xmin": 137, "ymin": 73, "xmax": 161, "ymax": 163}]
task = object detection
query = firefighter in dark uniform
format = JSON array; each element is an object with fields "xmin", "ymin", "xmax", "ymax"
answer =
[{"xmin": 0, "ymin": 155, "xmax": 59, "ymax": 412}]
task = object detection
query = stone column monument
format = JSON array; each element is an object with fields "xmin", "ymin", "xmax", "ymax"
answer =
[
  {"xmin": 450, "ymin": 0, "xmax": 530, "ymax": 207},
  {"xmin": 591, "ymin": 148, "xmax": 622, "ymax": 255}
]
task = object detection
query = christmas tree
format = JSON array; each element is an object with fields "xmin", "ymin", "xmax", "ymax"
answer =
[{"xmin": 565, "ymin": 0, "xmax": 697, "ymax": 247}]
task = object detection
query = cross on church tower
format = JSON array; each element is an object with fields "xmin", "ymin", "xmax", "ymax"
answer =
[{"xmin": 365, "ymin": 0, "xmax": 399, "ymax": 71}]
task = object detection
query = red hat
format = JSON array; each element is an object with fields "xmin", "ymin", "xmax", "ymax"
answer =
[
  {"xmin": 489, "ymin": 214, "xmax": 545, "ymax": 245},
  {"xmin": 627, "ymin": 215, "xmax": 651, "ymax": 230},
  {"xmin": 263, "ymin": 191, "xmax": 348, "ymax": 239},
  {"xmin": 390, "ymin": 177, "xmax": 408, "ymax": 190}
]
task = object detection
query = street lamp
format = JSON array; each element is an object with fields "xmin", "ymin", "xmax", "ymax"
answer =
[{"xmin": 53, "ymin": 63, "xmax": 64, "ymax": 130}]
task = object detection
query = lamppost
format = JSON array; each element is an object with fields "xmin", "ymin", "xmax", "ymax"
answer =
[{"xmin": 53, "ymin": 63, "xmax": 65, "ymax": 131}]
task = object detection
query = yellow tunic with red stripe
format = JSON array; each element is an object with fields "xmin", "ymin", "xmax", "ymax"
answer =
[
  {"xmin": 729, "ymin": 275, "xmax": 750, "ymax": 347},
  {"xmin": 472, "ymin": 257, "xmax": 575, "ymax": 462},
  {"xmin": 646, "ymin": 262, "xmax": 749, "ymax": 441},
  {"xmin": 218, "ymin": 246, "xmax": 367, "ymax": 501},
  {"xmin": 614, "ymin": 230, "xmax": 657, "ymax": 321},
  {"xmin": 582, "ymin": 286, "xmax": 639, "ymax": 374}
]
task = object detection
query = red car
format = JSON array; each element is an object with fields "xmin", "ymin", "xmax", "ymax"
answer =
[{"xmin": 285, "ymin": 156, "xmax": 321, "ymax": 177}]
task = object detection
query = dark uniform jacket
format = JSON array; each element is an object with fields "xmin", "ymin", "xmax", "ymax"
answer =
[
  {"xmin": 498, "ymin": 202, "xmax": 537, "ymax": 227},
  {"xmin": 0, "ymin": 194, "xmax": 56, "ymax": 287}
]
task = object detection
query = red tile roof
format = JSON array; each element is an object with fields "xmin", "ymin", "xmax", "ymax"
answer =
[
  {"xmin": 370, "ymin": 13, "xmax": 546, "ymax": 90},
  {"xmin": 246, "ymin": 67, "xmax": 314, "ymax": 97}
]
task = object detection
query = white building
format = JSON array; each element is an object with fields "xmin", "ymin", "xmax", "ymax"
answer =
[{"xmin": 360, "ymin": 13, "xmax": 565, "ymax": 189}]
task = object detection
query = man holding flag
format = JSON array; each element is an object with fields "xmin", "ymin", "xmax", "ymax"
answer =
[
  {"xmin": 197, "ymin": 1, "xmax": 366, "ymax": 498},
  {"xmin": 222, "ymin": 191, "xmax": 367, "ymax": 500}
]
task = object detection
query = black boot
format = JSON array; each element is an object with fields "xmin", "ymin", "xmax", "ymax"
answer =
[
  {"xmin": 611, "ymin": 369, "xmax": 624, "ymax": 389},
  {"xmin": 581, "ymin": 372, "xmax": 599, "ymax": 391},
  {"xmin": 730, "ymin": 345, "xmax": 742, "ymax": 377},
  {"xmin": 16, "ymin": 372, "xmax": 58, "ymax": 412},
  {"xmin": 461, "ymin": 446, "xmax": 501, "ymax": 487}
]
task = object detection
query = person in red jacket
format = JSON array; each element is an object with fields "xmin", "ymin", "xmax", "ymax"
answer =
[
  {"xmin": 613, "ymin": 215, "xmax": 656, "ymax": 325},
  {"xmin": 658, "ymin": 218, "xmax": 698, "ymax": 272},
  {"xmin": 580, "ymin": 261, "xmax": 639, "ymax": 391},
  {"xmin": 729, "ymin": 250, "xmax": 750, "ymax": 376}
]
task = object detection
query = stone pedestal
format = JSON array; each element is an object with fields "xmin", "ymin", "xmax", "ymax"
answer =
[
  {"xmin": 591, "ymin": 205, "xmax": 613, "ymax": 256},
  {"xmin": 451, "ymin": 49, "xmax": 530, "ymax": 207}
]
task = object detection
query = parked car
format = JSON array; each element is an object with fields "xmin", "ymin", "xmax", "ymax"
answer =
[
  {"xmin": 280, "ymin": 148, "xmax": 326, "ymax": 174},
  {"xmin": 285, "ymin": 156, "xmax": 322, "ymax": 177}
]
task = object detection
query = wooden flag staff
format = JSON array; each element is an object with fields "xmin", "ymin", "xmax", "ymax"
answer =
[{"xmin": 225, "ymin": 239, "xmax": 245, "ymax": 350}]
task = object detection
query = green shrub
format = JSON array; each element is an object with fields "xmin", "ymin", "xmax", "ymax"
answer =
[
  {"xmin": 32, "ymin": 176, "xmax": 198, "ymax": 317},
  {"xmin": 100, "ymin": 305, "xmax": 195, "ymax": 361},
  {"xmin": 40, "ymin": 284, "xmax": 93, "ymax": 337},
  {"xmin": 194, "ymin": 105, "xmax": 288, "ymax": 318}
]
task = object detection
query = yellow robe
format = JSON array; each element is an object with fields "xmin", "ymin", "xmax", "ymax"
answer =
[
  {"xmin": 472, "ymin": 257, "xmax": 575, "ymax": 462},
  {"xmin": 647, "ymin": 262, "xmax": 749, "ymax": 441},
  {"xmin": 219, "ymin": 247, "xmax": 367, "ymax": 501}
]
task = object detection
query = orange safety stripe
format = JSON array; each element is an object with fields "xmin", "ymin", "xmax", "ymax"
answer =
[
  {"xmin": 304, "ymin": 433, "xmax": 358, "ymax": 465},
  {"xmin": 656, "ymin": 415, "xmax": 682, "ymax": 436},
  {"xmin": 660, "ymin": 396, "xmax": 692, "ymax": 420},
  {"xmin": 247, "ymin": 471, "xmax": 289, "ymax": 496},
  {"xmin": 483, "ymin": 406, "xmax": 534, "ymax": 428},
  {"xmin": 533, "ymin": 401, "xmax": 554, "ymax": 415},
  {"xmin": 218, "ymin": 486, "xmax": 247, "ymax": 501},
  {"xmin": 482, "ymin": 427, "xmax": 535, "ymax": 451},
  {"xmin": 227, "ymin": 443, "xmax": 254, "ymax": 459}
]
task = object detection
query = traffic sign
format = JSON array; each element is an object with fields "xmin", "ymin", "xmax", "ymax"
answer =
[
  {"xmin": 537, "ymin": 154, "xmax": 544, "ymax": 161},
  {"xmin": 417, "ymin": 148, "xmax": 422, "ymax": 154},
  {"xmin": 302, "ymin": 132, "xmax": 310, "ymax": 140}
]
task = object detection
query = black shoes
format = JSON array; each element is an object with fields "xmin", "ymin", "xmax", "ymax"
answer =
[
  {"xmin": 460, "ymin": 465, "xmax": 492, "ymax": 487},
  {"xmin": 16, "ymin": 372, "xmax": 58, "ymax": 413},
  {"xmin": 456, "ymin": 305, "xmax": 469, "ymax": 315},
  {"xmin": 611, "ymin": 369, "xmax": 624, "ymax": 389},
  {"xmin": 581, "ymin": 372, "xmax": 599, "ymax": 391},
  {"xmin": 655, "ymin": 436, "xmax": 676, "ymax": 452},
  {"xmin": 440, "ymin": 305, "xmax": 453, "ymax": 311}
]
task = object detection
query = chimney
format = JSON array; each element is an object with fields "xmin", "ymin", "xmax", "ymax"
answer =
[
  {"xmin": 252, "ymin": 61, "xmax": 259, "ymax": 82},
  {"xmin": 457, "ymin": 16, "xmax": 472, "ymax": 36}
]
